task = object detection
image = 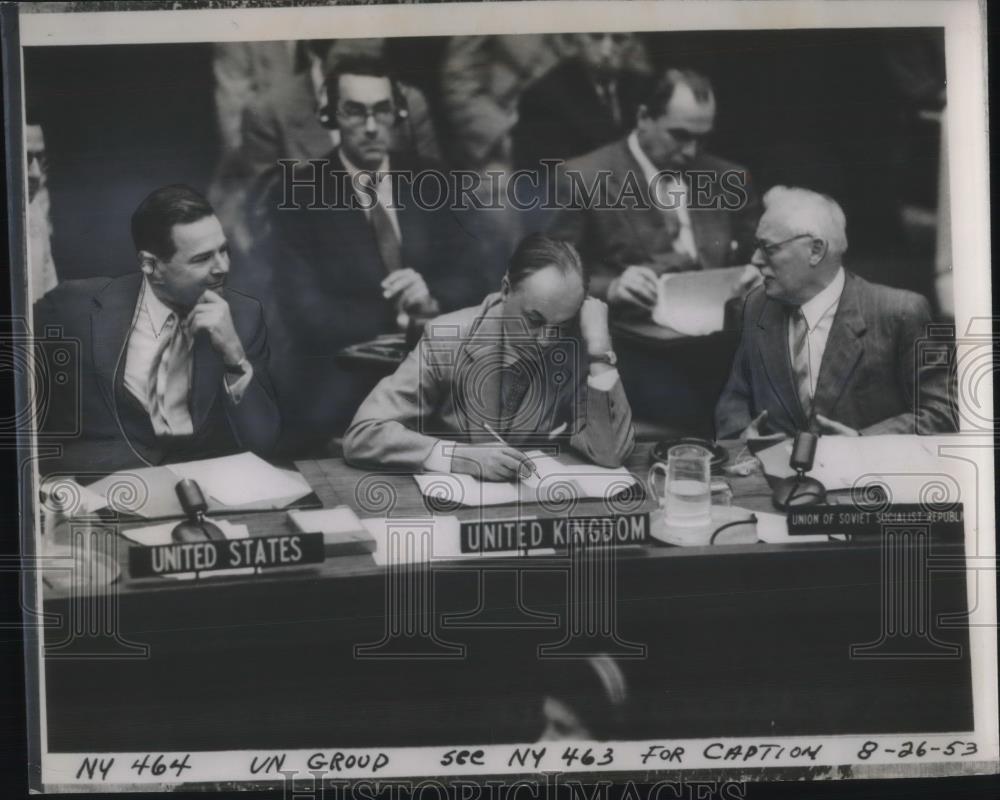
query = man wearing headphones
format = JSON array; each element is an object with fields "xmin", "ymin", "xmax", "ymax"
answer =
[{"xmin": 267, "ymin": 55, "xmax": 490, "ymax": 453}]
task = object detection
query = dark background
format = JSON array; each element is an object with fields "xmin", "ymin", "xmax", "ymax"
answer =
[{"xmin": 23, "ymin": 27, "xmax": 945, "ymax": 304}]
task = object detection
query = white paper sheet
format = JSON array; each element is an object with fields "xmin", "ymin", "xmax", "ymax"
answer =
[
  {"xmin": 414, "ymin": 451, "xmax": 638, "ymax": 508},
  {"xmin": 756, "ymin": 435, "xmax": 966, "ymax": 504},
  {"xmin": 652, "ymin": 265, "xmax": 752, "ymax": 335},
  {"xmin": 167, "ymin": 453, "xmax": 311, "ymax": 507}
]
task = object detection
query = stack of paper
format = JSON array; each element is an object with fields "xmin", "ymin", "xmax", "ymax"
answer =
[
  {"xmin": 652, "ymin": 265, "xmax": 752, "ymax": 335},
  {"xmin": 414, "ymin": 450, "xmax": 638, "ymax": 508},
  {"xmin": 82, "ymin": 452, "xmax": 313, "ymax": 519}
]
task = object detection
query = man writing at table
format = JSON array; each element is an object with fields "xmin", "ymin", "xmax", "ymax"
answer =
[
  {"xmin": 715, "ymin": 186, "xmax": 956, "ymax": 440},
  {"xmin": 343, "ymin": 234, "xmax": 636, "ymax": 480},
  {"xmin": 33, "ymin": 185, "xmax": 280, "ymax": 474}
]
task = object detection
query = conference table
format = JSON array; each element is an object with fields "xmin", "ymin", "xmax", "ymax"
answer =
[{"xmin": 40, "ymin": 442, "xmax": 973, "ymax": 752}]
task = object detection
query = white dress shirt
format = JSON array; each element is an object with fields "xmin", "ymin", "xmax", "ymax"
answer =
[
  {"xmin": 627, "ymin": 131, "xmax": 699, "ymax": 261},
  {"xmin": 123, "ymin": 279, "xmax": 252, "ymax": 435},
  {"xmin": 788, "ymin": 266, "xmax": 846, "ymax": 398}
]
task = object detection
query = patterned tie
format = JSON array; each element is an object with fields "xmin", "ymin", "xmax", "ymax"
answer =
[
  {"xmin": 147, "ymin": 314, "xmax": 193, "ymax": 437},
  {"xmin": 789, "ymin": 307, "xmax": 813, "ymax": 418}
]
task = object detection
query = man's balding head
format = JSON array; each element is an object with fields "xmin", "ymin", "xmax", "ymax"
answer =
[{"xmin": 635, "ymin": 69, "xmax": 716, "ymax": 168}]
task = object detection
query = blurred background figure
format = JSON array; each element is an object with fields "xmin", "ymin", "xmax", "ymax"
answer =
[
  {"xmin": 538, "ymin": 655, "xmax": 630, "ymax": 741},
  {"xmin": 440, "ymin": 33, "xmax": 560, "ymax": 171},
  {"xmin": 208, "ymin": 41, "xmax": 299, "ymax": 257},
  {"xmin": 513, "ymin": 32, "xmax": 652, "ymax": 171},
  {"xmin": 26, "ymin": 121, "xmax": 59, "ymax": 299}
]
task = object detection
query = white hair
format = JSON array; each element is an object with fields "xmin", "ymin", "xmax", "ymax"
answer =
[{"xmin": 761, "ymin": 185, "xmax": 848, "ymax": 259}]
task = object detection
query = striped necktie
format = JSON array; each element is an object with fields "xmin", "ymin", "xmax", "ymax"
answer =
[{"xmin": 789, "ymin": 307, "xmax": 812, "ymax": 417}]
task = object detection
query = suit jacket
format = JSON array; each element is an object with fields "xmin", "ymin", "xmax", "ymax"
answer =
[
  {"xmin": 32, "ymin": 273, "xmax": 280, "ymax": 475},
  {"xmin": 512, "ymin": 60, "xmax": 648, "ymax": 170},
  {"xmin": 714, "ymin": 272, "xmax": 957, "ymax": 439},
  {"xmin": 548, "ymin": 139, "xmax": 760, "ymax": 300},
  {"xmin": 343, "ymin": 293, "xmax": 636, "ymax": 471},
  {"xmin": 265, "ymin": 150, "xmax": 496, "ymax": 448}
]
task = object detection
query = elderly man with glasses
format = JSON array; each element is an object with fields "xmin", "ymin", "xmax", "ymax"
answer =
[{"xmin": 714, "ymin": 186, "xmax": 957, "ymax": 440}]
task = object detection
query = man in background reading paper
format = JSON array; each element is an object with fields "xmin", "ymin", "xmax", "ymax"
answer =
[
  {"xmin": 343, "ymin": 234, "xmax": 635, "ymax": 480},
  {"xmin": 714, "ymin": 186, "xmax": 956, "ymax": 440},
  {"xmin": 548, "ymin": 68, "xmax": 759, "ymax": 314},
  {"xmin": 33, "ymin": 185, "xmax": 280, "ymax": 475}
]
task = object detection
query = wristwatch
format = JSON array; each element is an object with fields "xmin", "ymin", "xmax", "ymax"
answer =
[
  {"xmin": 588, "ymin": 350, "xmax": 618, "ymax": 367},
  {"xmin": 224, "ymin": 356, "xmax": 250, "ymax": 376}
]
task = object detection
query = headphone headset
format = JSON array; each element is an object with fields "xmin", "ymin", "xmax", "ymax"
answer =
[{"xmin": 317, "ymin": 69, "xmax": 410, "ymax": 130}]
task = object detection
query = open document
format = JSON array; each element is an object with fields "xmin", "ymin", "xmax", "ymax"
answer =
[
  {"xmin": 414, "ymin": 450, "xmax": 638, "ymax": 507},
  {"xmin": 64, "ymin": 453, "xmax": 314, "ymax": 519},
  {"xmin": 652, "ymin": 265, "xmax": 755, "ymax": 335}
]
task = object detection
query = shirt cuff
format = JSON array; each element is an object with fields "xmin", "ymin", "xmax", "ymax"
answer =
[
  {"xmin": 223, "ymin": 363, "xmax": 254, "ymax": 405},
  {"xmin": 587, "ymin": 368, "xmax": 620, "ymax": 393},
  {"xmin": 423, "ymin": 439, "xmax": 459, "ymax": 473}
]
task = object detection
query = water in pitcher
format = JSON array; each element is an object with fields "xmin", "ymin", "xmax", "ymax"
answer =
[{"xmin": 664, "ymin": 478, "xmax": 712, "ymax": 527}]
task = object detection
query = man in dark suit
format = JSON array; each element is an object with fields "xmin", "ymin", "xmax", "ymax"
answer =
[
  {"xmin": 33, "ymin": 185, "xmax": 280, "ymax": 476},
  {"xmin": 549, "ymin": 68, "xmax": 759, "ymax": 313},
  {"xmin": 267, "ymin": 55, "xmax": 492, "ymax": 452},
  {"xmin": 344, "ymin": 235, "xmax": 635, "ymax": 477},
  {"xmin": 715, "ymin": 186, "xmax": 956, "ymax": 439},
  {"xmin": 513, "ymin": 33, "xmax": 650, "ymax": 171}
]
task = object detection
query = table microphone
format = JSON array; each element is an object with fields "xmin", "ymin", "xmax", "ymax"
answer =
[
  {"xmin": 171, "ymin": 479, "xmax": 226, "ymax": 542},
  {"xmin": 772, "ymin": 431, "xmax": 827, "ymax": 511}
]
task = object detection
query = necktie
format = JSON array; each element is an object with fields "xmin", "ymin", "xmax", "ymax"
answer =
[
  {"xmin": 364, "ymin": 178, "xmax": 410, "ymax": 328},
  {"xmin": 658, "ymin": 175, "xmax": 700, "ymax": 265},
  {"xmin": 368, "ymin": 193, "xmax": 403, "ymax": 276},
  {"xmin": 596, "ymin": 79, "xmax": 622, "ymax": 128},
  {"xmin": 147, "ymin": 314, "xmax": 193, "ymax": 437},
  {"xmin": 789, "ymin": 307, "xmax": 813, "ymax": 417}
]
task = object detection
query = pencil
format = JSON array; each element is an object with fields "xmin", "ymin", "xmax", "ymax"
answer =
[{"xmin": 482, "ymin": 424, "xmax": 537, "ymax": 479}]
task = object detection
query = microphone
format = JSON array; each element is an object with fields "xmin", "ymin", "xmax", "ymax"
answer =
[
  {"xmin": 171, "ymin": 479, "xmax": 226, "ymax": 542},
  {"xmin": 772, "ymin": 431, "xmax": 827, "ymax": 511}
]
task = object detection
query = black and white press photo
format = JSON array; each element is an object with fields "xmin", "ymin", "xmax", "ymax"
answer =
[{"xmin": 2, "ymin": 0, "xmax": 996, "ymax": 795}]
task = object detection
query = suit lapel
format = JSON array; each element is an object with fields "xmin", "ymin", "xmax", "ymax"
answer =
[
  {"xmin": 611, "ymin": 143, "xmax": 657, "ymax": 263},
  {"xmin": 190, "ymin": 326, "xmax": 223, "ymax": 433},
  {"xmin": 455, "ymin": 299, "xmax": 506, "ymax": 440},
  {"xmin": 90, "ymin": 273, "xmax": 142, "ymax": 416},
  {"xmin": 812, "ymin": 273, "xmax": 866, "ymax": 416},
  {"xmin": 755, "ymin": 298, "xmax": 807, "ymax": 429}
]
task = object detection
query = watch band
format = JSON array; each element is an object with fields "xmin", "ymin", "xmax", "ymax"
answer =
[{"xmin": 588, "ymin": 350, "xmax": 618, "ymax": 367}]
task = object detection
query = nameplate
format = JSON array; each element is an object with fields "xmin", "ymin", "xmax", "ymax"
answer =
[
  {"xmin": 460, "ymin": 513, "xmax": 649, "ymax": 554},
  {"xmin": 787, "ymin": 504, "xmax": 964, "ymax": 538},
  {"xmin": 128, "ymin": 533, "xmax": 325, "ymax": 578}
]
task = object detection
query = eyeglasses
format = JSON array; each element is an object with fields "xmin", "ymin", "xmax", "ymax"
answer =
[
  {"xmin": 753, "ymin": 233, "xmax": 813, "ymax": 258},
  {"xmin": 666, "ymin": 128, "xmax": 710, "ymax": 145},
  {"xmin": 337, "ymin": 100, "xmax": 397, "ymax": 126},
  {"xmin": 587, "ymin": 33, "xmax": 629, "ymax": 44}
]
